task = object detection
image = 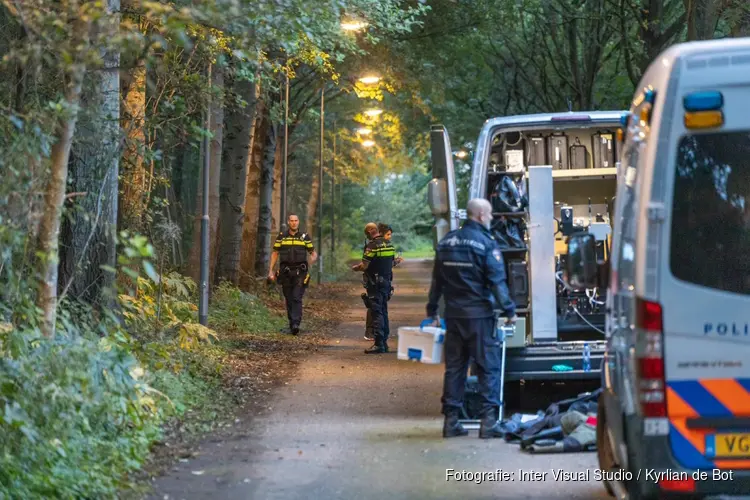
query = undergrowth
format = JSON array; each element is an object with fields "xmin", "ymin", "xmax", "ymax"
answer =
[{"xmin": 0, "ymin": 234, "xmax": 287, "ymax": 499}]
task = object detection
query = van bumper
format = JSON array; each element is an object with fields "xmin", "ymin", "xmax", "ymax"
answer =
[
  {"xmin": 627, "ymin": 416, "xmax": 750, "ymax": 498},
  {"xmin": 635, "ymin": 466, "xmax": 750, "ymax": 498},
  {"xmin": 505, "ymin": 341, "xmax": 607, "ymax": 381}
]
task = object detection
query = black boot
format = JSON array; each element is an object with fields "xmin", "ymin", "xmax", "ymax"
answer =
[
  {"xmin": 291, "ymin": 325, "xmax": 300, "ymax": 335},
  {"xmin": 383, "ymin": 339, "xmax": 389, "ymax": 353},
  {"xmin": 443, "ymin": 411, "xmax": 468, "ymax": 438},
  {"xmin": 364, "ymin": 342, "xmax": 386, "ymax": 354},
  {"xmin": 479, "ymin": 413, "xmax": 505, "ymax": 439}
]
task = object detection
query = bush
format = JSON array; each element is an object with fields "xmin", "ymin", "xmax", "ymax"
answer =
[
  {"xmin": 209, "ymin": 281, "xmax": 286, "ymax": 334},
  {"xmin": 0, "ymin": 327, "xmax": 164, "ymax": 499},
  {"xmin": 0, "ymin": 226, "xmax": 288, "ymax": 498}
]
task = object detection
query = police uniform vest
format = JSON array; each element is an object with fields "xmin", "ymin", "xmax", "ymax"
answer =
[
  {"xmin": 274, "ymin": 230, "xmax": 314, "ymax": 266},
  {"xmin": 363, "ymin": 236, "xmax": 395, "ymax": 280}
]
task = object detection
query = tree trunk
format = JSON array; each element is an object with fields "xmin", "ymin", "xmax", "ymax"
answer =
[
  {"xmin": 216, "ymin": 71, "xmax": 258, "ymax": 285},
  {"xmin": 305, "ymin": 169, "xmax": 320, "ymax": 241},
  {"xmin": 239, "ymin": 99, "xmax": 268, "ymax": 289},
  {"xmin": 58, "ymin": 37, "xmax": 120, "ymax": 306},
  {"xmin": 271, "ymin": 133, "xmax": 283, "ymax": 234},
  {"xmin": 186, "ymin": 66, "xmax": 223, "ymax": 284},
  {"xmin": 255, "ymin": 124, "xmax": 280, "ymax": 276},
  {"xmin": 685, "ymin": 0, "xmax": 723, "ymax": 40},
  {"xmin": 120, "ymin": 61, "xmax": 146, "ymax": 231},
  {"xmin": 36, "ymin": 28, "xmax": 91, "ymax": 336},
  {"xmin": 208, "ymin": 65, "xmax": 224, "ymax": 281}
]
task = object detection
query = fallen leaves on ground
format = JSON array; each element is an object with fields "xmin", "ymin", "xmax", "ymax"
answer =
[{"xmin": 137, "ymin": 280, "xmax": 357, "ymax": 484}]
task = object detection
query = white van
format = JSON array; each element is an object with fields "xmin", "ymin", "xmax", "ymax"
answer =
[{"xmin": 566, "ymin": 37, "xmax": 750, "ymax": 498}]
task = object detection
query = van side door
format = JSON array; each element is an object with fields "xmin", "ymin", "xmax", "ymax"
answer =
[{"xmin": 609, "ymin": 106, "xmax": 648, "ymax": 459}]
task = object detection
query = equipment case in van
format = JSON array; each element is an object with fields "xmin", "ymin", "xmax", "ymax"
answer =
[
  {"xmin": 591, "ymin": 131, "xmax": 615, "ymax": 169},
  {"xmin": 527, "ymin": 135, "xmax": 547, "ymax": 166},
  {"xmin": 547, "ymin": 133, "xmax": 569, "ymax": 170},
  {"xmin": 568, "ymin": 137, "xmax": 590, "ymax": 169}
]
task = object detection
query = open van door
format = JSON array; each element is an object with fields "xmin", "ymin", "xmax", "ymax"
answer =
[{"xmin": 428, "ymin": 125, "xmax": 459, "ymax": 249}]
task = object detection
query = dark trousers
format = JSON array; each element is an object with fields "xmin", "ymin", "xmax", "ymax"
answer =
[
  {"xmin": 282, "ymin": 280, "xmax": 307, "ymax": 328},
  {"xmin": 365, "ymin": 294, "xmax": 390, "ymax": 338},
  {"xmin": 441, "ymin": 316, "xmax": 501, "ymax": 418},
  {"xmin": 365, "ymin": 280, "xmax": 390, "ymax": 346}
]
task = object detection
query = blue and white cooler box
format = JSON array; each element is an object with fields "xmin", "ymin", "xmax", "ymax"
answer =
[{"xmin": 396, "ymin": 319, "xmax": 446, "ymax": 364}]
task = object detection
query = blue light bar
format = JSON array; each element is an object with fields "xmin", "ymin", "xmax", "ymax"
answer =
[
  {"xmin": 644, "ymin": 89, "xmax": 656, "ymax": 104},
  {"xmin": 620, "ymin": 112, "xmax": 630, "ymax": 127},
  {"xmin": 551, "ymin": 115, "xmax": 591, "ymax": 122},
  {"xmin": 683, "ymin": 91, "xmax": 723, "ymax": 112}
]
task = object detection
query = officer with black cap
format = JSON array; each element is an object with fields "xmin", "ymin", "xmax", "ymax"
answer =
[
  {"xmin": 267, "ymin": 214, "xmax": 317, "ymax": 334},
  {"xmin": 425, "ymin": 198, "xmax": 517, "ymax": 438},
  {"xmin": 352, "ymin": 222, "xmax": 395, "ymax": 354}
]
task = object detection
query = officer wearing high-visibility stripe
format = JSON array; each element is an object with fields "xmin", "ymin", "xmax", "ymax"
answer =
[
  {"xmin": 352, "ymin": 223, "xmax": 395, "ymax": 354},
  {"xmin": 362, "ymin": 223, "xmax": 378, "ymax": 341},
  {"xmin": 267, "ymin": 214, "xmax": 317, "ymax": 335},
  {"xmin": 364, "ymin": 223, "xmax": 403, "ymax": 341},
  {"xmin": 425, "ymin": 198, "xmax": 517, "ymax": 438}
]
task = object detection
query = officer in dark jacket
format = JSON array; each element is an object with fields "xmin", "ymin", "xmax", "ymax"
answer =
[
  {"xmin": 352, "ymin": 223, "xmax": 395, "ymax": 354},
  {"xmin": 425, "ymin": 198, "xmax": 517, "ymax": 438},
  {"xmin": 267, "ymin": 214, "xmax": 317, "ymax": 334},
  {"xmin": 362, "ymin": 223, "xmax": 378, "ymax": 341}
]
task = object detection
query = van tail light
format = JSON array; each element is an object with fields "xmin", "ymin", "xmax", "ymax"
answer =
[
  {"xmin": 659, "ymin": 477, "xmax": 696, "ymax": 493},
  {"xmin": 635, "ymin": 298, "xmax": 666, "ymax": 418}
]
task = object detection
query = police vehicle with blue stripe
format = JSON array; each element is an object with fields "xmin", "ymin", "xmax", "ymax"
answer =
[{"xmin": 563, "ymin": 37, "xmax": 750, "ymax": 499}]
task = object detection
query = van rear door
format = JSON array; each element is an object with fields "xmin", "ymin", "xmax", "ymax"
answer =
[{"xmin": 660, "ymin": 83, "xmax": 750, "ymax": 470}]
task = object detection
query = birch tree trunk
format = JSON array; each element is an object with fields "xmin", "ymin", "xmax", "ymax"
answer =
[
  {"xmin": 208, "ymin": 65, "xmax": 225, "ymax": 280},
  {"xmin": 216, "ymin": 72, "xmax": 258, "ymax": 284},
  {"xmin": 254, "ymin": 124, "xmax": 280, "ymax": 276},
  {"xmin": 58, "ymin": 32, "xmax": 120, "ymax": 306},
  {"xmin": 36, "ymin": 20, "xmax": 92, "ymax": 336}
]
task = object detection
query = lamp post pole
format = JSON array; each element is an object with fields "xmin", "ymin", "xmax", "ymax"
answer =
[
  {"xmin": 331, "ymin": 120, "xmax": 336, "ymax": 270},
  {"xmin": 199, "ymin": 63, "xmax": 212, "ymax": 326},
  {"xmin": 280, "ymin": 70, "xmax": 289, "ymax": 232},
  {"xmin": 318, "ymin": 87, "xmax": 324, "ymax": 284}
]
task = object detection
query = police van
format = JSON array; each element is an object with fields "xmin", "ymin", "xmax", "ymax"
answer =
[
  {"xmin": 430, "ymin": 109, "xmax": 625, "ymax": 389},
  {"xmin": 565, "ymin": 37, "xmax": 750, "ymax": 499}
]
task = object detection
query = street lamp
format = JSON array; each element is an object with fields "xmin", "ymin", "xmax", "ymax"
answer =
[
  {"xmin": 364, "ymin": 108, "xmax": 383, "ymax": 117},
  {"xmin": 357, "ymin": 127, "xmax": 372, "ymax": 135},
  {"xmin": 358, "ymin": 75, "xmax": 381, "ymax": 85},
  {"xmin": 341, "ymin": 20, "xmax": 368, "ymax": 31},
  {"xmin": 455, "ymin": 150, "xmax": 468, "ymax": 159},
  {"xmin": 362, "ymin": 139, "xmax": 375, "ymax": 148}
]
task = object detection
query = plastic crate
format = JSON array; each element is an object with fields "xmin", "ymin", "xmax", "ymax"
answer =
[{"xmin": 396, "ymin": 325, "xmax": 445, "ymax": 364}]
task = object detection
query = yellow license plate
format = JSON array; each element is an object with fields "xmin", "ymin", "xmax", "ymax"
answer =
[{"xmin": 707, "ymin": 433, "xmax": 750, "ymax": 458}]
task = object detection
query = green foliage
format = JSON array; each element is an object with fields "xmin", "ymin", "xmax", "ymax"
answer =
[
  {"xmin": 209, "ymin": 282, "xmax": 286, "ymax": 334},
  {"xmin": 0, "ymin": 327, "xmax": 164, "ymax": 498},
  {"xmin": 339, "ymin": 168, "xmax": 433, "ymax": 253}
]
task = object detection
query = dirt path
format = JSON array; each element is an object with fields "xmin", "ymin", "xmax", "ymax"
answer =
[{"xmin": 148, "ymin": 260, "xmax": 609, "ymax": 500}]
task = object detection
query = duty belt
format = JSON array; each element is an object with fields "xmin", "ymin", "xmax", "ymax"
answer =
[
  {"xmin": 281, "ymin": 262, "xmax": 308, "ymax": 273},
  {"xmin": 363, "ymin": 273, "xmax": 389, "ymax": 287}
]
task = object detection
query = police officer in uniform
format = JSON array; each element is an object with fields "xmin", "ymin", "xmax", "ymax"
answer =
[
  {"xmin": 267, "ymin": 214, "xmax": 317, "ymax": 334},
  {"xmin": 362, "ymin": 223, "xmax": 379, "ymax": 341},
  {"xmin": 352, "ymin": 223, "xmax": 395, "ymax": 354},
  {"xmin": 364, "ymin": 223, "xmax": 403, "ymax": 341},
  {"xmin": 425, "ymin": 198, "xmax": 517, "ymax": 438}
]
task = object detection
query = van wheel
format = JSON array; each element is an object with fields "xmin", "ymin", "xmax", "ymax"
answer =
[{"xmin": 596, "ymin": 396, "xmax": 616, "ymax": 497}]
